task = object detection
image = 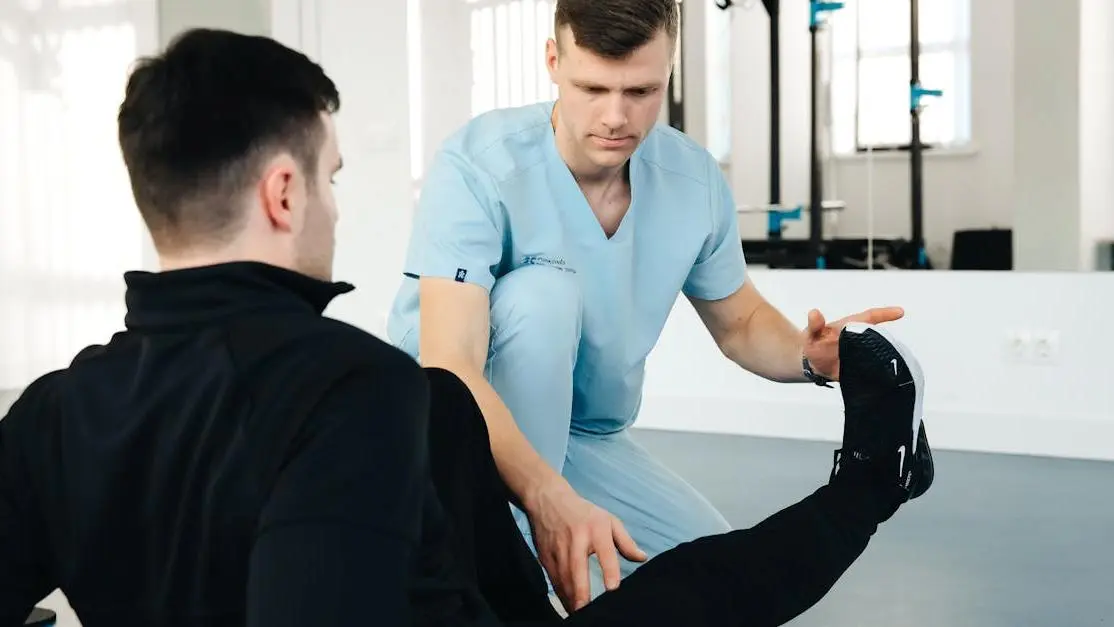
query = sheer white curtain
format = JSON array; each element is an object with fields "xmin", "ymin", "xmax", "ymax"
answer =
[
  {"xmin": 466, "ymin": 0, "xmax": 558, "ymax": 117},
  {"xmin": 0, "ymin": 1, "xmax": 157, "ymax": 393},
  {"xmin": 408, "ymin": 0, "xmax": 558, "ymax": 189}
]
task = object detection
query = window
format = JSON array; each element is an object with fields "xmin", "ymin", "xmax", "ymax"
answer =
[
  {"xmin": 0, "ymin": 5, "xmax": 152, "ymax": 390},
  {"xmin": 408, "ymin": 0, "xmax": 423, "ymax": 182},
  {"xmin": 408, "ymin": 0, "xmax": 555, "ymax": 190},
  {"xmin": 704, "ymin": 0, "xmax": 732, "ymax": 163},
  {"xmin": 829, "ymin": 0, "xmax": 971, "ymax": 153},
  {"xmin": 467, "ymin": 0, "xmax": 558, "ymax": 117}
]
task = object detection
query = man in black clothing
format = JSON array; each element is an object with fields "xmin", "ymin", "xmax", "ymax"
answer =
[{"xmin": 0, "ymin": 28, "xmax": 933, "ymax": 627}]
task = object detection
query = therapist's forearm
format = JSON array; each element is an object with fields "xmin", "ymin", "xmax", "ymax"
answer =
[
  {"xmin": 722, "ymin": 301, "xmax": 809, "ymax": 383},
  {"xmin": 438, "ymin": 362, "xmax": 566, "ymax": 511}
]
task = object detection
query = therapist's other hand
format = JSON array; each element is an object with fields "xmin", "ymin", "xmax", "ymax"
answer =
[{"xmin": 527, "ymin": 478, "xmax": 647, "ymax": 612}]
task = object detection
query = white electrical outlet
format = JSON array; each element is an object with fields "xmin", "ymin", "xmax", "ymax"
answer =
[
  {"xmin": 1005, "ymin": 329, "xmax": 1061, "ymax": 365},
  {"xmin": 1032, "ymin": 330, "xmax": 1061, "ymax": 363},
  {"xmin": 1005, "ymin": 330, "xmax": 1032, "ymax": 362}
]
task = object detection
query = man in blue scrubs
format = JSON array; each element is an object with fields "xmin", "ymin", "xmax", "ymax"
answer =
[{"xmin": 388, "ymin": 0, "xmax": 904, "ymax": 613}]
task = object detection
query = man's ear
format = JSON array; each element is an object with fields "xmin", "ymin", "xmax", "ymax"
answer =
[
  {"xmin": 258, "ymin": 153, "xmax": 301, "ymax": 231},
  {"xmin": 545, "ymin": 36, "xmax": 560, "ymax": 78}
]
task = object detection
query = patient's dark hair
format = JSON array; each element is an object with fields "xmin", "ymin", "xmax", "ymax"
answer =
[
  {"xmin": 554, "ymin": 0, "xmax": 680, "ymax": 59},
  {"xmin": 117, "ymin": 28, "xmax": 340, "ymax": 251}
]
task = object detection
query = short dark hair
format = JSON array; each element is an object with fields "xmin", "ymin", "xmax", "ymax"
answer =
[
  {"xmin": 554, "ymin": 0, "xmax": 679, "ymax": 59},
  {"xmin": 117, "ymin": 28, "xmax": 340, "ymax": 251}
]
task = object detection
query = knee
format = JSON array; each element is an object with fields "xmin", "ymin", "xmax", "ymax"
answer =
[{"xmin": 489, "ymin": 265, "xmax": 582, "ymax": 350}]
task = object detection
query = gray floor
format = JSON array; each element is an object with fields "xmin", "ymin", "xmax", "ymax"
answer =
[{"xmin": 631, "ymin": 428, "xmax": 1114, "ymax": 627}]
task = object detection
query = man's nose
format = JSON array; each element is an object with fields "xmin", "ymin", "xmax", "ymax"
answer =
[{"xmin": 600, "ymin": 95, "xmax": 628, "ymax": 133}]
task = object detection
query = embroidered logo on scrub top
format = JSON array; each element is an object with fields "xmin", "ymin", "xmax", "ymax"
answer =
[
  {"xmin": 455, "ymin": 268, "xmax": 468, "ymax": 282},
  {"xmin": 521, "ymin": 254, "xmax": 576, "ymax": 273}
]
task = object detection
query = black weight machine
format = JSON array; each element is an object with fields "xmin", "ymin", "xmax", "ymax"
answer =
[
  {"xmin": 730, "ymin": 0, "xmax": 941, "ymax": 270},
  {"xmin": 734, "ymin": 0, "xmax": 849, "ymax": 268}
]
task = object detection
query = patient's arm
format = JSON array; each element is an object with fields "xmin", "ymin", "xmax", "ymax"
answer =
[
  {"xmin": 0, "ymin": 386, "xmax": 57, "ymax": 627},
  {"xmin": 246, "ymin": 365, "xmax": 431, "ymax": 627}
]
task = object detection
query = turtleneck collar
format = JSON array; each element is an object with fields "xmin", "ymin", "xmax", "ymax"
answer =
[{"xmin": 122, "ymin": 261, "xmax": 354, "ymax": 330}]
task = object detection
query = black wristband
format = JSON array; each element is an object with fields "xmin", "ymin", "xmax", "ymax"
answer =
[{"xmin": 802, "ymin": 355, "xmax": 833, "ymax": 387}]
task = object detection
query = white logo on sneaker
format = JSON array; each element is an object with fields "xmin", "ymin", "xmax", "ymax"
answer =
[
  {"xmin": 898, "ymin": 445, "xmax": 906, "ymax": 476},
  {"xmin": 891, "ymin": 358, "xmax": 898, "ymax": 375}
]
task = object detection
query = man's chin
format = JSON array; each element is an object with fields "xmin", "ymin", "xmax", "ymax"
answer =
[{"xmin": 588, "ymin": 148, "xmax": 634, "ymax": 169}]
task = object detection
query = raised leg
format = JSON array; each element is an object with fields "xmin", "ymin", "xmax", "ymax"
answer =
[
  {"xmin": 554, "ymin": 323, "xmax": 935, "ymax": 627},
  {"xmin": 423, "ymin": 322, "xmax": 934, "ymax": 627}
]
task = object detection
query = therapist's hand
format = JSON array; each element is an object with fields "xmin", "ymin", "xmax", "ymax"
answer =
[
  {"xmin": 802, "ymin": 306, "xmax": 905, "ymax": 380},
  {"xmin": 527, "ymin": 478, "xmax": 647, "ymax": 613}
]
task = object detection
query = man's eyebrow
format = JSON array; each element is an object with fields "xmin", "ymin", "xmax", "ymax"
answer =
[{"xmin": 572, "ymin": 80, "xmax": 661, "ymax": 91}]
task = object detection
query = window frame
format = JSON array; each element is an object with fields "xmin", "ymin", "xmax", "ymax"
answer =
[{"xmin": 831, "ymin": 0, "xmax": 972, "ymax": 154}]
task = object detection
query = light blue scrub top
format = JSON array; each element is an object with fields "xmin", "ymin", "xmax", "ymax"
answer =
[{"xmin": 387, "ymin": 101, "xmax": 747, "ymax": 434}]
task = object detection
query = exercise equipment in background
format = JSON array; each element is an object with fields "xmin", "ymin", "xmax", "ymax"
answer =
[
  {"xmin": 1100, "ymin": 241, "xmax": 1114, "ymax": 271},
  {"xmin": 735, "ymin": 0, "xmax": 848, "ymax": 269},
  {"xmin": 729, "ymin": 0, "xmax": 950, "ymax": 270},
  {"xmin": 908, "ymin": 0, "xmax": 943, "ymax": 269},
  {"xmin": 950, "ymin": 228, "xmax": 1012, "ymax": 270},
  {"xmin": 808, "ymin": 0, "xmax": 845, "ymax": 268}
]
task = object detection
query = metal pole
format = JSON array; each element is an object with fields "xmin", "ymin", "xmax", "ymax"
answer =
[
  {"xmin": 910, "ymin": 0, "xmax": 925, "ymax": 267},
  {"xmin": 809, "ymin": 9, "xmax": 824, "ymax": 267},
  {"xmin": 807, "ymin": 1, "xmax": 843, "ymax": 267},
  {"xmin": 667, "ymin": 0, "xmax": 685, "ymax": 132},
  {"xmin": 761, "ymin": 0, "xmax": 782, "ymax": 240},
  {"xmin": 770, "ymin": 0, "xmax": 781, "ymax": 213}
]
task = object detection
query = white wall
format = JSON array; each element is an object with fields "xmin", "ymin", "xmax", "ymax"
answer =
[
  {"xmin": 159, "ymin": 0, "xmax": 270, "ymax": 39},
  {"xmin": 316, "ymin": 0, "xmax": 415, "ymax": 336},
  {"xmin": 1079, "ymin": 0, "xmax": 1114, "ymax": 271},
  {"xmin": 638, "ymin": 270, "xmax": 1114, "ymax": 462},
  {"xmin": 1012, "ymin": 0, "xmax": 1081, "ymax": 272}
]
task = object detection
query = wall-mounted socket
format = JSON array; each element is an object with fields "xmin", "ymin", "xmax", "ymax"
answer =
[
  {"xmin": 1005, "ymin": 329, "xmax": 1032, "ymax": 362},
  {"xmin": 1031, "ymin": 330, "xmax": 1060, "ymax": 363},
  {"xmin": 1004, "ymin": 329, "xmax": 1060, "ymax": 365}
]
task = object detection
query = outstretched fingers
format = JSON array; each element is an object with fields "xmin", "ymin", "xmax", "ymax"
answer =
[{"xmin": 839, "ymin": 306, "xmax": 905, "ymax": 327}]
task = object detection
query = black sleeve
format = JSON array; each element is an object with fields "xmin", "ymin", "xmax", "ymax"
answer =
[
  {"xmin": 0, "ymin": 388, "xmax": 57, "ymax": 627},
  {"xmin": 245, "ymin": 363, "xmax": 431, "ymax": 627}
]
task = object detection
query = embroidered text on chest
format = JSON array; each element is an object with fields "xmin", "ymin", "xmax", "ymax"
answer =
[{"xmin": 521, "ymin": 254, "xmax": 576, "ymax": 273}]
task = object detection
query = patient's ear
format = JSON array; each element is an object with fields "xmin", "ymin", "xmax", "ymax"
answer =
[{"xmin": 258, "ymin": 152, "xmax": 304, "ymax": 232}]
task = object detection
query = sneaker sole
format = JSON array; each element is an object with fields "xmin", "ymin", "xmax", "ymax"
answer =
[{"xmin": 842, "ymin": 322, "xmax": 925, "ymax": 457}]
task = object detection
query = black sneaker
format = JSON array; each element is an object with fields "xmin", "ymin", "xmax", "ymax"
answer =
[{"xmin": 830, "ymin": 322, "xmax": 933, "ymax": 503}]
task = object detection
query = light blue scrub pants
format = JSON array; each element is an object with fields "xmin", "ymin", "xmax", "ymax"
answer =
[{"xmin": 485, "ymin": 266, "xmax": 732, "ymax": 600}]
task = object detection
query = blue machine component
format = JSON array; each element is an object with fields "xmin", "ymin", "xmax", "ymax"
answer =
[
  {"xmin": 767, "ymin": 204, "xmax": 803, "ymax": 238},
  {"xmin": 809, "ymin": 0, "xmax": 844, "ymax": 27},
  {"xmin": 911, "ymin": 83, "xmax": 943, "ymax": 110}
]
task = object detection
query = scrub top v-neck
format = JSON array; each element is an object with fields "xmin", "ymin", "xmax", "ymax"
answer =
[{"xmin": 388, "ymin": 100, "xmax": 748, "ymax": 433}]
